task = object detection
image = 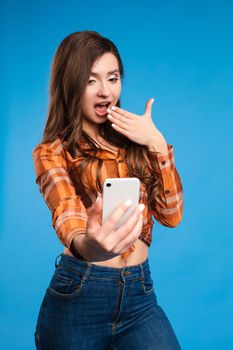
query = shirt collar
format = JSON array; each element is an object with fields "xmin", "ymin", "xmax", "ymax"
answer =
[{"xmin": 79, "ymin": 137, "xmax": 127, "ymax": 160}]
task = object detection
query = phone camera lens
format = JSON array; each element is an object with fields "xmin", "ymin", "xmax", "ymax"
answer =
[{"xmin": 106, "ymin": 183, "xmax": 111, "ymax": 187}]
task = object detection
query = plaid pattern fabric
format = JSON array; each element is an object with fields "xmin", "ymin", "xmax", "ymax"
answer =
[{"xmin": 32, "ymin": 137, "xmax": 183, "ymax": 261}]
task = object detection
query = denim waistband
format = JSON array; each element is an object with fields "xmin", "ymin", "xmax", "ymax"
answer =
[{"xmin": 55, "ymin": 253, "xmax": 151, "ymax": 281}]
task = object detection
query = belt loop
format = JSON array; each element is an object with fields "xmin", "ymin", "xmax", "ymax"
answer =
[
  {"xmin": 120, "ymin": 266, "xmax": 127, "ymax": 281},
  {"xmin": 55, "ymin": 253, "xmax": 63, "ymax": 269},
  {"xmin": 140, "ymin": 262, "xmax": 145, "ymax": 281},
  {"xmin": 81, "ymin": 262, "xmax": 92, "ymax": 283}
]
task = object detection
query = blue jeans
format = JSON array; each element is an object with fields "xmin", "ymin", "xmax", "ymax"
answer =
[{"xmin": 34, "ymin": 253, "xmax": 181, "ymax": 349}]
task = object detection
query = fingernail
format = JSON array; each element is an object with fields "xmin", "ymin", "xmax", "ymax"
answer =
[
  {"xmin": 138, "ymin": 204, "xmax": 145, "ymax": 212},
  {"xmin": 151, "ymin": 98, "xmax": 154, "ymax": 104},
  {"xmin": 124, "ymin": 199, "xmax": 132, "ymax": 207},
  {"xmin": 111, "ymin": 105, "xmax": 116, "ymax": 110},
  {"xmin": 140, "ymin": 214, "xmax": 143, "ymax": 219}
]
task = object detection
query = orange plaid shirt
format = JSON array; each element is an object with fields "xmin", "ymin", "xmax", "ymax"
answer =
[{"xmin": 32, "ymin": 137, "xmax": 183, "ymax": 261}]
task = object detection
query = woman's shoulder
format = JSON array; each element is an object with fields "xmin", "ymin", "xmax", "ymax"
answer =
[
  {"xmin": 32, "ymin": 137, "xmax": 66, "ymax": 158},
  {"xmin": 32, "ymin": 137, "xmax": 86, "ymax": 168}
]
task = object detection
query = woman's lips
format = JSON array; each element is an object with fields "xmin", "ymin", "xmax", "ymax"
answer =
[{"xmin": 94, "ymin": 104, "xmax": 110, "ymax": 116}]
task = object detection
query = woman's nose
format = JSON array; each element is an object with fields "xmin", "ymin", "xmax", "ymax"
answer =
[{"xmin": 97, "ymin": 82, "xmax": 111, "ymax": 96}]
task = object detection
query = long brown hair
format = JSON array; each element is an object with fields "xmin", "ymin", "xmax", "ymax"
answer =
[{"xmin": 41, "ymin": 30, "xmax": 161, "ymax": 206}]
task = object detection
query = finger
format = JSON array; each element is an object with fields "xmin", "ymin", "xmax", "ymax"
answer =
[
  {"xmin": 115, "ymin": 213, "xmax": 143, "ymax": 254},
  {"xmin": 87, "ymin": 194, "xmax": 102, "ymax": 224},
  {"xmin": 111, "ymin": 123, "xmax": 131, "ymax": 138},
  {"xmin": 111, "ymin": 204, "xmax": 143, "ymax": 244},
  {"xmin": 107, "ymin": 110, "xmax": 132, "ymax": 125},
  {"xmin": 144, "ymin": 98, "xmax": 154, "ymax": 117},
  {"xmin": 108, "ymin": 105, "xmax": 134, "ymax": 119},
  {"xmin": 107, "ymin": 115, "xmax": 130, "ymax": 130},
  {"xmin": 102, "ymin": 199, "xmax": 134, "ymax": 233}
]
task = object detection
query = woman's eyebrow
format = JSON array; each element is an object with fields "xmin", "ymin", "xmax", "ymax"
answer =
[{"xmin": 90, "ymin": 69, "xmax": 120, "ymax": 76}]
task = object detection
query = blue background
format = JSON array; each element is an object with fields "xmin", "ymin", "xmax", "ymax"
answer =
[{"xmin": 1, "ymin": 1, "xmax": 233, "ymax": 349}]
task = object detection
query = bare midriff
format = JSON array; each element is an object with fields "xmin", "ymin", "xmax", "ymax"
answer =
[{"xmin": 63, "ymin": 238, "xmax": 148, "ymax": 268}]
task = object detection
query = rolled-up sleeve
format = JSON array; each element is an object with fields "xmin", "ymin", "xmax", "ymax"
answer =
[
  {"xmin": 147, "ymin": 144, "xmax": 184, "ymax": 227},
  {"xmin": 32, "ymin": 141, "xmax": 88, "ymax": 249}
]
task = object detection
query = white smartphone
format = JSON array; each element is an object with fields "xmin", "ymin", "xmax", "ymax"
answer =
[{"xmin": 102, "ymin": 177, "xmax": 140, "ymax": 230}]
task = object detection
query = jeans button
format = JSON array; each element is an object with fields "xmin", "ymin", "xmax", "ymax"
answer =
[{"xmin": 123, "ymin": 271, "xmax": 132, "ymax": 275}]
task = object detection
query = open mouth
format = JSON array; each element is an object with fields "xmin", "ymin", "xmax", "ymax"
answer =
[{"xmin": 94, "ymin": 102, "xmax": 111, "ymax": 115}]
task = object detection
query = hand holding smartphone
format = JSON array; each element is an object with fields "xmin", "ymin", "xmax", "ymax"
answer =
[{"xmin": 75, "ymin": 177, "xmax": 143, "ymax": 262}]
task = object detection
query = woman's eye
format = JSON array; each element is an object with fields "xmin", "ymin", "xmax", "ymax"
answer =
[
  {"xmin": 88, "ymin": 78, "xmax": 119, "ymax": 84},
  {"xmin": 109, "ymin": 78, "xmax": 119, "ymax": 83}
]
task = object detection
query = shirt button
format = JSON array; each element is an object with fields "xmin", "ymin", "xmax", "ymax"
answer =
[
  {"xmin": 161, "ymin": 160, "xmax": 166, "ymax": 165},
  {"xmin": 165, "ymin": 190, "xmax": 170, "ymax": 194}
]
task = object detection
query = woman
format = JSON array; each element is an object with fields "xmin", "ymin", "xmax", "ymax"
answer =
[{"xmin": 32, "ymin": 30, "xmax": 184, "ymax": 349}]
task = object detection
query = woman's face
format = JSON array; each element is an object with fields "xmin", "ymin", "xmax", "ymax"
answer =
[{"xmin": 81, "ymin": 52, "xmax": 122, "ymax": 137}]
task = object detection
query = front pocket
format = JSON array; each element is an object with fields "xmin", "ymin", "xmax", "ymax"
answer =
[
  {"xmin": 141, "ymin": 272, "xmax": 154, "ymax": 294},
  {"xmin": 48, "ymin": 265, "xmax": 84, "ymax": 298}
]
